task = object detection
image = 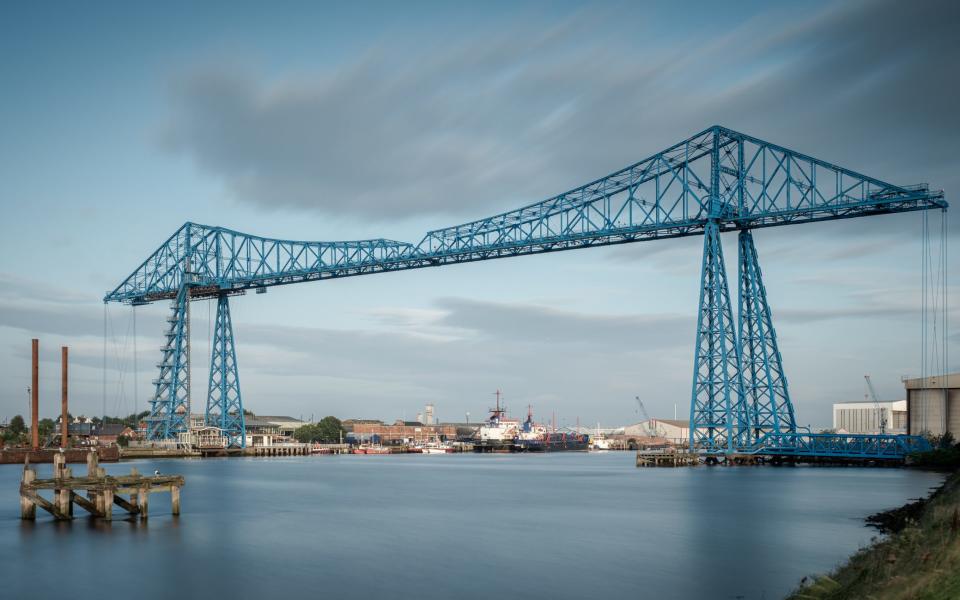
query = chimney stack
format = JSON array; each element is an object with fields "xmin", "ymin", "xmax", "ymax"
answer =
[
  {"xmin": 31, "ymin": 339, "xmax": 39, "ymax": 450},
  {"xmin": 61, "ymin": 346, "xmax": 68, "ymax": 448}
]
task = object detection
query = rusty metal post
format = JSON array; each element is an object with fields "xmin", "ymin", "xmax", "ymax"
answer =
[
  {"xmin": 61, "ymin": 346, "xmax": 68, "ymax": 448},
  {"xmin": 31, "ymin": 339, "xmax": 39, "ymax": 450}
]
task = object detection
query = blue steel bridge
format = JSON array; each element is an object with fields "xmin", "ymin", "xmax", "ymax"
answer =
[{"xmin": 105, "ymin": 125, "xmax": 944, "ymax": 459}]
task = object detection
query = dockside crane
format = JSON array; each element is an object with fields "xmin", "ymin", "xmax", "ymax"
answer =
[
  {"xmin": 864, "ymin": 375, "xmax": 887, "ymax": 434},
  {"xmin": 635, "ymin": 396, "xmax": 657, "ymax": 437}
]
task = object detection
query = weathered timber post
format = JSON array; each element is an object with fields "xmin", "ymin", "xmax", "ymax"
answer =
[
  {"xmin": 86, "ymin": 450, "xmax": 99, "ymax": 508},
  {"xmin": 20, "ymin": 465, "xmax": 36, "ymax": 520},
  {"xmin": 58, "ymin": 467, "xmax": 73, "ymax": 517},
  {"xmin": 129, "ymin": 467, "xmax": 140, "ymax": 509},
  {"xmin": 102, "ymin": 488, "xmax": 113, "ymax": 521},
  {"xmin": 138, "ymin": 487, "xmax": 149, "ymax": 519},
  {"xmin": 53, "ymin": 453, "xmax": 68, "ymax": 515},
  {"xmin": 86, "ymin": 450, "xmax": 98, "ymax": 474},
  {"xmin": 171, "ymin": 485, "xmax": 181, "ymax": 516}
]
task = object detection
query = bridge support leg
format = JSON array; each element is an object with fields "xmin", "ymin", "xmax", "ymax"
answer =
[
  {"xmin": 147, "ymin": 285, "xmax": 191, "ymax": 441},
  {"xmin": 205, "ymin": 294, "xmax": 246, "ymax": 448},
  {"xmin": 737, "ymin": 230, "xmax": 796, "ymax": 445},
  {"xmin": 690, "ymin": 221, "xmax": 748, "ymax": 454}
]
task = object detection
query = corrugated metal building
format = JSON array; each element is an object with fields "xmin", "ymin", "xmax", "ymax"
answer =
[
  {"xmin": 905, "ymin": 373, "xmax": 960, "ymax": 437},
  {"xmin": 623, "ymin": 419, "xmax": 689, "ymax": 445},
  {"xmin": 832, "ymin": 400, "xmax": 907, "ymax": 434}
]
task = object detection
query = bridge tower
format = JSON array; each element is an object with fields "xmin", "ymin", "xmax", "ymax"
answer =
[
  {"xmin": 738, "ymin": 230, "xmax": 797, "ymax": 442},
  {"xmin": 690, "ymin": 221, "xmax": 749, "ymax": 453},
  {"xmin": 146, "ymin": 283, "xmax": 191, "ymax": 440},
  {"xmin": 205, "ymin": 294, "xmax": 246, "ymax": 448}
]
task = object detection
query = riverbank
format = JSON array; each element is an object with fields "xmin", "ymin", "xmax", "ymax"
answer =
[{"xmin": 788, "ymin": 468, "xmax": 960, "ymax": 599}]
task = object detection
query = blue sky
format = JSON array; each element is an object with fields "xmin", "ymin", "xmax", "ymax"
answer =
[{"xmin": 1, "ymin": 0, "xmax": 957, "ymax": 428}]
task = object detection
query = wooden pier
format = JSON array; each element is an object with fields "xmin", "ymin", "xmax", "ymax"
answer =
[
  {"xmin": 19, "ymin": 450, "xmax": 184, "ymax": 521},
  {"xmin": 636, "ymin": 448, "xmax": 699, "ymax": 467}
]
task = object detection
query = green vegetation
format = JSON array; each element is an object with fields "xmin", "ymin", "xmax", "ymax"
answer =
[
  {"xmin": 2, "ymin": 415, "xmax": 27, "ymax": 445},
  {"xmin": 8, "ymin": 415, "xmax": 26, "ymax": 435},
  {"xmin": 101, "ymin": 411, "xmax": 150, "ymax": 428},
  {"xmin": 38, "ymin": 418, "xmax": 55, "ymax": 439},
  {"xmin": 294, "ymin": 416, "xmax": 346, "ymax": 444},
  {"xmin": 788, "ymin": 467, "xmax": 960, "ymax": 600},
  {"xmin": 909, "ymin": 434, "xmax": 960, "ymax": 470}
]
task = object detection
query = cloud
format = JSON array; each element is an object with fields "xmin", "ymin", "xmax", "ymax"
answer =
[
  {"xmin": 160, "ymin": 0, "xmax": 958, "ymax": 234},
  {"xmin": 0, "ymin": 301, "xmax": 105, "ymax": 337},
  {"xmin": 224, "ymin": 297, "xmax": 694, "ymax": 419},
  {"xmin": 433, "ymin": 297, "xmax": 691, "ymax": 348}
]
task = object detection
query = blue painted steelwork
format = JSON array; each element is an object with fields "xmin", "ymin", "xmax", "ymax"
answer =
[
  {"xmin": 103, "ymin": 126, "xmax": 945, "ymax": 459},
  {"xmin": 146, "ymin": 284, "xmax": 191, "ymax": 440},
  {"xmin": 690, "ymin": 221, "xmax": 748, "ymax": 453},
  {"xmin": 206, "ymin": 294, "xmax": 245, "ymax": 448},
  {"xmin": 753, "ymin": 432, "xmax": 931, "ymax": 459},
  {"xmin": 738, "ymin": 230, "xmax": 797, "ymax": 442},
  {"xmin": 104, "ymin": 127, "xmax": 945, "ymax": 305}
]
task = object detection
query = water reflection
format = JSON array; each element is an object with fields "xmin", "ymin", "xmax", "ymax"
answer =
[{"xmin": 0, "ymin": 454, "xmax": 943, "ymax": 600}]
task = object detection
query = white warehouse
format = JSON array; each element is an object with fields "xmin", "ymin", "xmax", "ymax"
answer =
[{"xmin": 832, "ymin": 400, "xmax": 907, "ymax": 435}]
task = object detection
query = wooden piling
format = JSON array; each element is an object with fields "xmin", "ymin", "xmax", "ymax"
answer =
[
  {"xmin": 20, "ymin": 466, "xmax": 36, "ymax": 519},
  {"xmin": 102, "ymin": 488, "xmax": 113, "ymax": 521},
  {"xmin": 171, "ymin": 485, "xmax": 180, "ymax": 516},
  {"xmin": 18, "ymin": 452, "xmax": 183, "ymax": 522},
  {"xmin": 129, "ymin": 467, "xmax": 139, "ymax": 509},
  {"xmin": 138, "ymin": 487, "xmax": 149, "ymax": 519}
]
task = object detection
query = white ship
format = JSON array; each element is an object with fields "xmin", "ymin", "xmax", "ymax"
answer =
[
  {"xmin": 590, "ymin": 423, "xmax": 612, "ymax": 451},
  {"xmin": 477, "ymin": 390, "xmax": 520, "ymax": 442}
]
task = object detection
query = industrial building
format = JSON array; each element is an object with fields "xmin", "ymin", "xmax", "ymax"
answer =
[
  {"xmin": 171, "ymin": 414, "xmax": 306, "ymax": 449},
  {"xmin": 344, "ymin": 419, "xmax": 460, "ymax": 444},
  {"xmin": 905, "ymin": 373, "xmax": 960, "ymax": 438},
  {"xmin": 622, "ymin": 419, "xmax": 690, "ymax": 445},
  {"xmin": 832, "ymin": 401, "xmax": 907, "ymax": 435}
]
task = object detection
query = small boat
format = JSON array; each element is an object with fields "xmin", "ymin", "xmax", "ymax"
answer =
[
  {"xmin": 354, "ymin": 444, "xmax": 391, "ymax": 455},
  {"xmin": 590, "ymin": 424, "xmax": 613, "ymax": 451},
  {"xmin": 413, "ymin": 440, "xmax": 455, "ymax": 454}
]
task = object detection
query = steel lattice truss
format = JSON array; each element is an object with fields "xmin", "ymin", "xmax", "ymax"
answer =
[
  {"xmin": 206, "ymin": 295, "xmax": 245, "ymax": 448},
  {"xmin": 738, "ymin": 230, "xmax": 797, "ymax": 442},
  {"xmin": 146, "ymin": 285, "xmax": 191, "ymax": 440},
  {"xmin": 105, "ymin": 126, "xmax": 945, "ymax": 458},
  {"xmin": 691, "ymin": 222, "xmax": 749, "ymax": 453}
]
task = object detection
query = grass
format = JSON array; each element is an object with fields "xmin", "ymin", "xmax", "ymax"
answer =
[{"xmin": 788, "ymin": 468, "xmax": 960, "ymax": 600}]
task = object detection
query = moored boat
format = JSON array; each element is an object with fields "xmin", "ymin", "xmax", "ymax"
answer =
[{"xmin": 353, "ymin": 444, "xmax": 391, "ymax": 455}]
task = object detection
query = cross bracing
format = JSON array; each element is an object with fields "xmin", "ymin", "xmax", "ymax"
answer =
[{"xmin": 104, "ymin": 126, "xmax": 945, "ymax": 458}]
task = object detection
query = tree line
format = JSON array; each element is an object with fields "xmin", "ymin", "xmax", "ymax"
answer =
[{"xmin": 293, "ymin": 416, "xmax": 347, "ymax": 444}]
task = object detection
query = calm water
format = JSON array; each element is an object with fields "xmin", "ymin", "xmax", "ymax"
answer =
[{"xmin": 0, "ymin": 453, "xmax": 943, "ymax": 600}]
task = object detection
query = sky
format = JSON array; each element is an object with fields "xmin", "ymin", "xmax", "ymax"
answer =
[{"xmin": 0, "ymin": 0, "xmax": 957, "ymax": 429}]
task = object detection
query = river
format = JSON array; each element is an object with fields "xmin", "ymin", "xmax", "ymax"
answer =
[{"xmin": 0, "ymin": 453, "xmax": 944, "ymax": 599}]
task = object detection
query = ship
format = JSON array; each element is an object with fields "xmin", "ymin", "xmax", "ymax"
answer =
[
  {"xmin": 474, "ymin": 392, "xmax": 590, "ymax": 453},
  {"xmin": 589, "ymin": 424, "xmax": 613, "ymax": 451}
]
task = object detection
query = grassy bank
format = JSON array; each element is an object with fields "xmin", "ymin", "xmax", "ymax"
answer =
[{"xmin": 788, "ymin": 468, "xmax": 960, "ymax": 599}]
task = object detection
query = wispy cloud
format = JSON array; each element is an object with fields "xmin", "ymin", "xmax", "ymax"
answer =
[{"xmin": 160, "ymin": 0, "xmax": 958, "ymax": 232}]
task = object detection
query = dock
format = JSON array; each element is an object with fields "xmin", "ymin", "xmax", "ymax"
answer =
[
  {"xmin": 636, "ymin": 448, "xmax": 698, "ymax": 467},
  {"xmin": 19, "ymin": 450, "xmax": 183, "ymax": 521},
  {"xmin": 1, "ymin": 445, "xmax": 120, "ymax": 464}
]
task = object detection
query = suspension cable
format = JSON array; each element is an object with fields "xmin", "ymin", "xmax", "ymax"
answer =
[{"xmin": 133, "ymin": 304, "xmax": 138, "ymax": 419}]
